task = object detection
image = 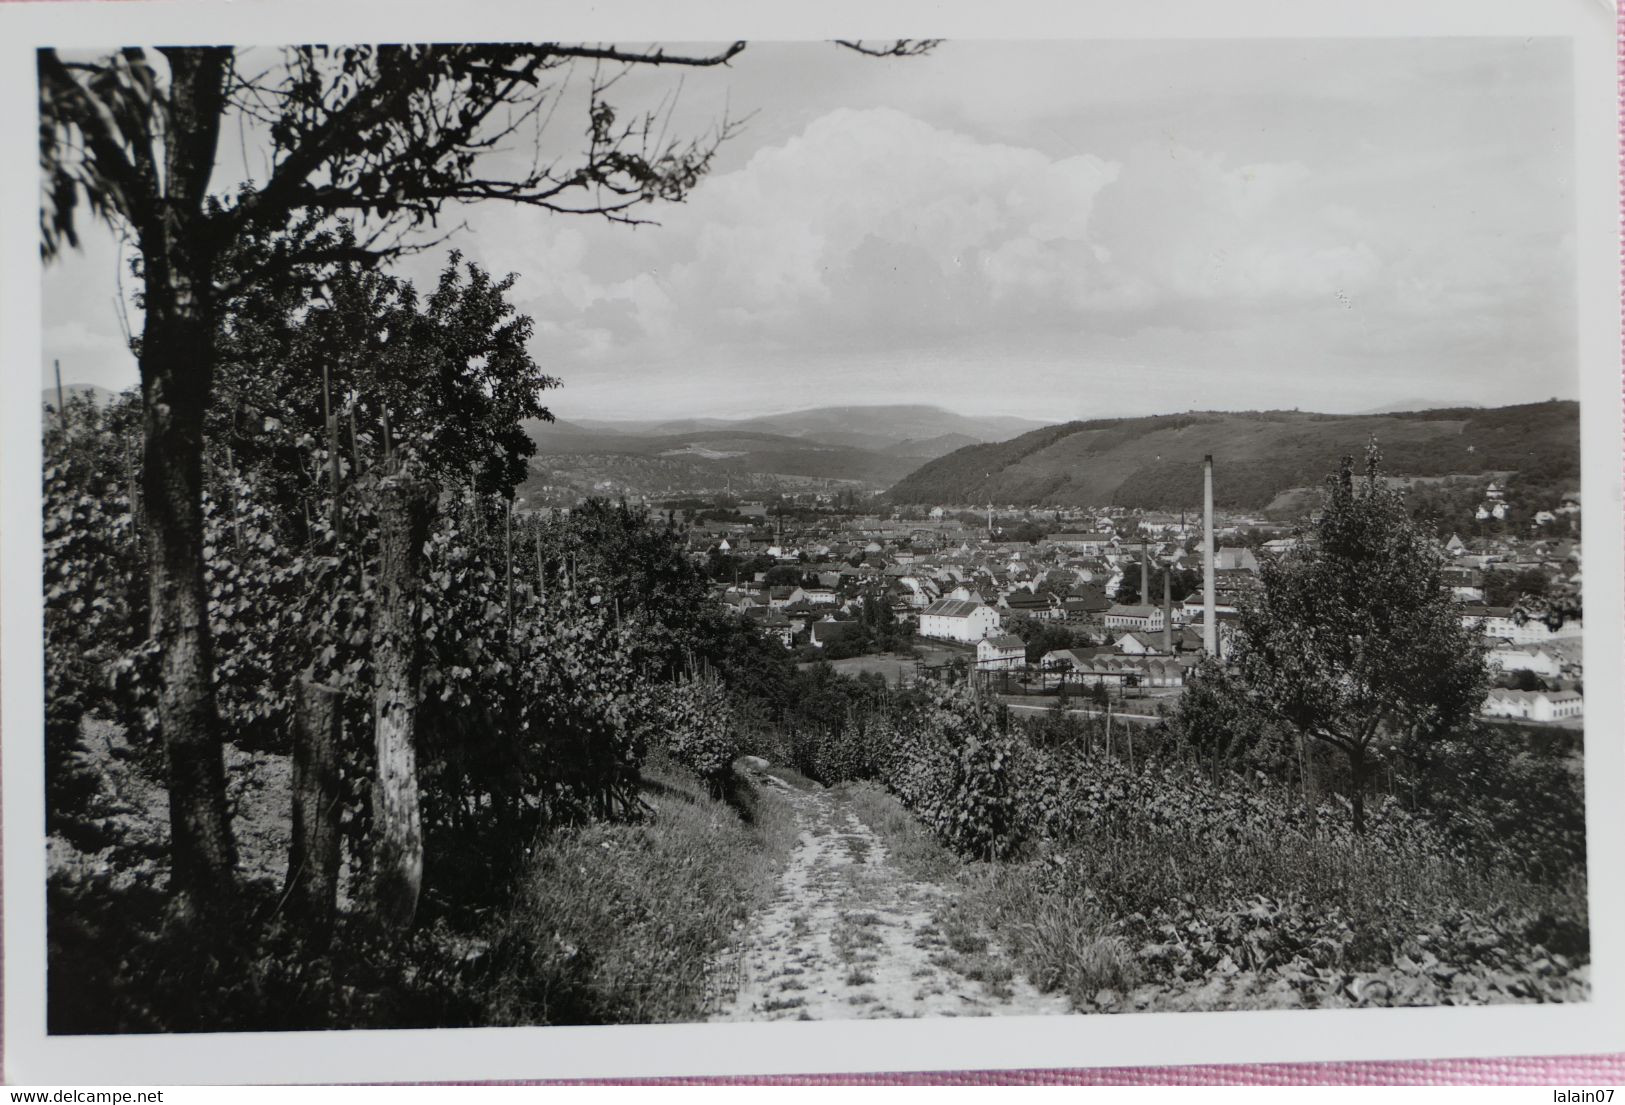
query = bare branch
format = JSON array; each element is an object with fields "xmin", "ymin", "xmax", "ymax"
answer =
[
  {"xmin": 235, "ymin": 47, "xmax": 447, "ymax": 228},
  {"xmin": 549, "ymin": 41, "xmax": 747, "ymax": 68},
  {"xmin": 835, "ymin": 39, "xmax": 943, "ymax": 58}
]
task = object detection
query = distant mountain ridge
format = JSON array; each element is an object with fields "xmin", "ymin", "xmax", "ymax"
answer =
[
  {"xmin": 885, "ymin": 402, "xmax": 1579, "ymax": 511},
  {"xmin": 523, "ymin": 404, "xmax": 1053, "ymax": 498},
  {"xmin": 563, "ymin": 405, "xmax": 1048, "ymax": 446}
]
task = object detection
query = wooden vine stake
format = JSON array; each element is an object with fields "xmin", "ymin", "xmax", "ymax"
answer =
[
  {"xmin": 224, "ymin": 444, "xmax": 243, "ymax": 558},
  {"xmin": 505, "ymin": 498, "xmax": 515, "ymax": 630},
  {"xmin": 122, "ymin": 428, "xmax": 142, "ymax": 535},
  {"xmin": 284, "ymin": 672, "xmax": 343, "ymax": 946},
  {"xmin": 534, "ymin": 526, "xmax": 545, "ymax": 599},
  {"xmin": 321, "ymin": 361, "xmax": 344, "ymax": 543},
  {"xmin": 369, "ymin": 471, "xmax": 436, "ymax": 932},
  {"xmin": 287, "ymin": 361, "xmax": 348, "ymax": 946}
]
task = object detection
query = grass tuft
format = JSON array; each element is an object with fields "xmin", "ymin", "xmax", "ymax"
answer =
[{"xmin": 841, "ymin": 782, "xmax": 962, "ymax": 882}]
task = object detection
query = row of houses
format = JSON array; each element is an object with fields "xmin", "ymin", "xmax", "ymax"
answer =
[
  {"xmin": 1481, "ymin": 688, "xmax": 1583, "ymax": 722},
  {"xmin": 1458, "ymin": 607, "xmax": 1584, "ymax": 647},
  {"xmin": 1039, "ymin": 649, "xmax": 1194, "ymax": 688},
  {"xmin": 702, "ymin": 502, "xmax": 1584, "ymax": 724},
  {"xmin": 1486, "ymin": 645, "xmax": 1568, "ymax": 679}
]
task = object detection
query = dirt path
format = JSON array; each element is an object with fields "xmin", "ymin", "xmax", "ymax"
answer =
[{"xmin": 711, "ymin": 771, "xmax": 1071, "ymax": 1021}]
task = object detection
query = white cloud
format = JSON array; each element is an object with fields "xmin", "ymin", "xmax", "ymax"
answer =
[
  {"xmin": 481, "ymin": 105, "xmax": 1401, "ymax": 382},
  {"xmin": 41, "ymin": 39, "xmax": 1576, "ymax": 420},
  {"xmin": 1087, "ymin": 145, "xmax": 1382, "ymax": 312}
]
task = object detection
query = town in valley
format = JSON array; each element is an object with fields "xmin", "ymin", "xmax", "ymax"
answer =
[{"xmin": 518, "ymin": 408, "xmax": 1585, "ymax": 730}]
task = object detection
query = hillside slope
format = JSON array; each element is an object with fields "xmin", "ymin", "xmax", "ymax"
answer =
[{"xmin": 885, "ymin": 402, "xmax": 1579, "ymax": 511}]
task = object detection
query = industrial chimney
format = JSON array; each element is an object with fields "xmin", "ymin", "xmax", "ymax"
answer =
[
  {"xmin": 1202, "ymin": 454, "xmax": 1217, "ymax": 655},
  {"xmin": 1162, "ymin": 566, "xmax": 1173, "ymax": 654},
  {"xmin": 1139, "ymin": 542, "xmax": 1149, "ymax": 605}
]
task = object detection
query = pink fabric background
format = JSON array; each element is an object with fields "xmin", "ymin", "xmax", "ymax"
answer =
[
  {"xmin": 580, "ymin": 1057, "xmax": 1625, "ymax": 1084},
  {"xmin": 5, "ymin": 0, "xmax": 1622, "ymax": 1086}
]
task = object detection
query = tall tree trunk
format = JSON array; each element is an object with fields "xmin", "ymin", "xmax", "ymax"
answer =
[
  {"xmin": 121, "ymin": 45, "xmax": 236, "ymax": 916},
  {"xmin": 141, "ymin": 234, "xmax": 238, "ymax": 913},
  {"xmin": 1349, "ymin": 741, "xmax": 1368, "ymax": 836},
  {"xmin": 369, "ymin": 475, "xmax": 436, "ymax": 931},
  {"xmin": 285, "ymin": 672, "xmax": 343, "ymax": 945}
]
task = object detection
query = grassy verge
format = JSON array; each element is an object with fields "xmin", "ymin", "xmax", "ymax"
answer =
[
  {"xmin": 953, "ymin": 820, "xmax": 1590, "ymax": 1011},
  {"xmin": 484, "ymin": 756, "xmax": 799, "ymax": 1025},
  {"xmin": 834, "ymin": 773, "xmax": 1588, "ymax": 1014},
  {"xmin": 949, "ymin": 864, "xmax": 1140, "ymax": 1008},
  {"xmin": 840, "ymin": 781, "xmax": 961, "ymax": 883},
  {"xmin": 840, "ymin": 781, "xmax": 1063, "ymax": 1002}
]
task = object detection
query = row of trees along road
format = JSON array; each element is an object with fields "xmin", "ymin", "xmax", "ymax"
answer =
[{"xmin": 39, "ymin": 41, "xmax": 936, "ymax": 924}]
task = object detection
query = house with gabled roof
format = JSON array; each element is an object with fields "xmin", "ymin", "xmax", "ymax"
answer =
[
  {"xmin": 920, "ymin": 598, "xmax": 1002, "ymax": 643},
  {"xmin": 745, "ymin": 607, "xmax": 797, "ymax": 648},
  {"xmin": 1104, "ymin": 604, "xmax": 1165, "ymax": 632},
  {"xmin": 1046, "ymin": 531, "xmax": 1114, "ymax": 553},
  {"xmin": 1487, "ymin": 645, "xmax": 1563, "ymax": 679},
  {"xmin": 1182, "ymin": 590, "xmax": 1239, "ymax": 620},
  {"xmin": 788, "ymin": 586, "xmax": 839, "ymax": 607},
  {"xmin": 1215, "ymin": 546, "xmax": 1261, "ymax": 573},
  {"xmin": 1481, "ymin": 688, "xmax": 1583, "ymax": 722},
  {"xmin": 1115, "ymin": 630, "xmax": 1170, "ymax": 656},
  {"xmin": 976, "ymin": 634, "xmax": 1026, "ymax": 670},
  {"xmin": 1041, "ymin": 651, "xmax": 1191, "ymax": 688},
  {"xmin": 1041, "ymin": 645, "xmax": 1115, "ymax": 670},
  {"xmin": 1001, "ymin": 589, "xmax": 1064, "ymax": 621}
]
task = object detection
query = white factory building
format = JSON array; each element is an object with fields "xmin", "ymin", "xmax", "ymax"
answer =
[{"xmin": 920, "ymin": 598, "xmax": 1003, "ymax": 643}]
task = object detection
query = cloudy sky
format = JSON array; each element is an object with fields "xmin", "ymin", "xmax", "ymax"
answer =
[{"xmin": 41, "ymin": 37, "xmax": 1577, "ymax": 423}]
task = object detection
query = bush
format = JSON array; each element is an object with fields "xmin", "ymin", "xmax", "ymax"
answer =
[
  {"xmin": 885, "ymin": 684, "xmax": 1027, "ymax": 860},
  {"xmin": 1407, "ymin": 725, "xmax": 1587, "ymax": 886},
  {"xmin": 660, "ymin": 671, "xmax": 742, "ymax": 797}
]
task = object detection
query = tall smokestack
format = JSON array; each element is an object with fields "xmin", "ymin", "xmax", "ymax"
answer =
[
  {"xmin": 1162, "ymin": 566, "xmax": 1172, "ymax": 654},
  {"xmin": 1140, "ymin": 542, "xmax": 1149, "ymax": 605},
  {"xmin": 1203, "ymin": 454, "xmax": 1217, "ymax": 656}
]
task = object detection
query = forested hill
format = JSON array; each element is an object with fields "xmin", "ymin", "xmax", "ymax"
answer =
[{"xmin": 884, "ymin": 402, "xmax": 1580, "ymax": 511}]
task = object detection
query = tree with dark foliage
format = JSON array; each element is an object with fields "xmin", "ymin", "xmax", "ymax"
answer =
[
  {"xmin": 1224, "ymin": 444, "xmax": 1488, "ymax": 833},
  {"xmin": 1112, "ymin": 563, "xmax": 1200, "ymax": 608}
]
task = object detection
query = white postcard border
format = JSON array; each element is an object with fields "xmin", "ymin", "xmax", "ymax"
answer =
[{"xmin": 2, "ymin": 0, "xmax": 1620, "ymax": 1084}]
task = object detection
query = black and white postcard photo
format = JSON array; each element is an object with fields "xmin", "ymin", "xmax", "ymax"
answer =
[{"xmin": 2, "ymin": 0, "xmax": 1620, "ymax": 1085}]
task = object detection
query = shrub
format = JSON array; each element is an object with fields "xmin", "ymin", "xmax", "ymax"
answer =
[
  {"xmin": 885, "ymin": 684, "xmax": 1027, "ymax": 860},
  {"xmin": 1406, "ymin": 724, "xmax": 1587, "ymax": 887},
  {"xmin": 660, "ymin": 670, "xmax": 742, "ymax": 797}
]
